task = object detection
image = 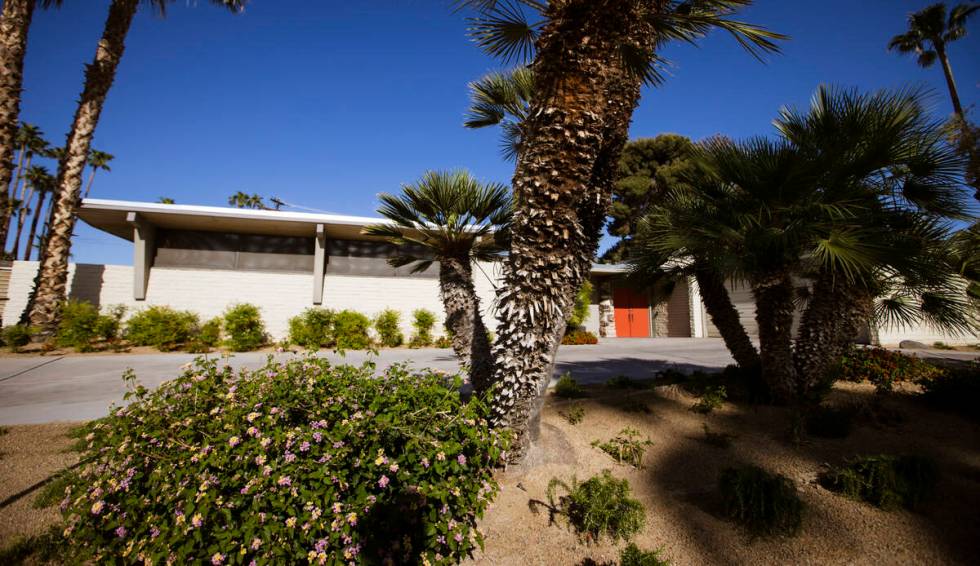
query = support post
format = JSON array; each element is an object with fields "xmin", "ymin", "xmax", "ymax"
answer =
[
  {"xmin": 126, "ymin": 212, "xmax": 155, "ymax": 301},
  {"xmin": 313, "ymin": 223, "xmax": 325, "ymax": 304}
]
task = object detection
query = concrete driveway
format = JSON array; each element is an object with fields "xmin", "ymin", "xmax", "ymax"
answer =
[{"xmin": 0, "ymin": 338, "xmax": 736, "ymax": 425}]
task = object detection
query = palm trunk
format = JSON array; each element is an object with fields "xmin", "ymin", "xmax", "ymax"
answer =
[
  {"xmin": 485, "ymin": 0, "xmax": 657, "ymax": 459},
  {"xmin": 0, "ymin": 0, "xmax": 34, "ymax": 257},
  {"xmin": 793, "ymin": 273, "xmax": 870, "ymax": 402},
  {"xmin": 437, "ymin": 256, "xmax": 494, "ymax": 394},
  {"xmin": 24, "ymin": 188, "xmax": 45, "ymax": 261},
  {"xmin": 11, "ymin": 181, "xmax": 33, "ymax": 258},
  {"xmin": 1, "ymin": 143, "xmax": 25, "ymax": 252},
  {"xmin": 935, "ymin": 44, "xmax": 963, "ymax": 119},
  {"xmin": 25, "ymin": 0, "xmax": 139, "ymax": 330},
  {"xmin": 83, "ymin": 168, "xmax": 96, "ymax": 199},
  {"xmin": 752, "ymin": 273, "xmax": 797, "ymax": 404},
  {"xmin": 693, "ymin": 265, "xmax": 760, "ymax": 370}
]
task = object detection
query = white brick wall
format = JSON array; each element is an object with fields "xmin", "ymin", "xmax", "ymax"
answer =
[{"xmin": 2, "ymin": 261, "xmax": 504, "ymax": 341}]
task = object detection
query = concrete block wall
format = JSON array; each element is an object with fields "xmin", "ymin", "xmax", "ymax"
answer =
[{"xmin": 2, "ymin": 261, "xmax": 504, "ymax": 341}]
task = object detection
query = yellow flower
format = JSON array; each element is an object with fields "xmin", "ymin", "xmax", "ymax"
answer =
[{"xmin": 286, "ymin": 517, "xmax": 297, "ymax": 528}]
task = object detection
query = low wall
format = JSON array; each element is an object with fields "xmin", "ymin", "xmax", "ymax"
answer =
[{"xmin": 2, "ymin": 261, "xmax": 504, "ymax": 341}]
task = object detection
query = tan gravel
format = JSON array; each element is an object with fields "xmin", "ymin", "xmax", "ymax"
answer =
[{"xmin": 469, "ymin": 382, "xmax": 980, "ymax": 566}]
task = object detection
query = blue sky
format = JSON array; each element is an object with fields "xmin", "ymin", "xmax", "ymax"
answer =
[{"xmin": 21, "ymin": 0, "xmax": 980, "ymax": 265}]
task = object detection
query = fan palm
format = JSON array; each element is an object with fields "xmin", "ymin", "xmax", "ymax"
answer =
[
  {"xmin": 464, "ymin": 66, "xmax": 534, "ymax": 160},
  {"xmin": 82, "ymin": 149, "xmax": 114, "ymax": 199},
  {"xmin": 456, "ymin": 0, "xmax": 785, "ymax": 455},
  {"xmin": 26, "ymin": 0, "xmax": 247, "ymax": 331},
  {"xmin": 888, "ymin": 2, "xmax": 978, "ymax": 118},
  {"xmin": 2, "ymin": 122, "xmax": 47, "ymax": 252},
  {"xmin": 11, "ymin": 164, "xmax": 47, "ymax": 258},
  {"xmin": 364, "ymin": 170, "xmax": 511, "ymax": 394},
  {"xmin": 227, "ymin": 191, "xmax": 267, "ymax": 209},
  {"xmin": 21, "ymin": 164, "xmax": 53, "ymax": 261},
  {"xmin": 0, "ymin": 1, "xmax": 64, "ymax": 257}
]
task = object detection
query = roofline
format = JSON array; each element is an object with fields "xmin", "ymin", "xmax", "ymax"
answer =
[{"xmin": 81, "ymin": 198, "xmax": 385, "ymax": 228}]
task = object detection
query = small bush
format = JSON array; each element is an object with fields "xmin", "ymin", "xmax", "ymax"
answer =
[
  {"xmin": 223, "ymin": 303, "xmax": 267, "ymax": 351},
  {"xmin": 554, "ymin": 373, "xmax": 587, "ymax": 398},
  {"xmin": 199, "ymin": 317, "xmax": 222, "ymax": 347},
  {"xmin": 918, "ymin": 362, "xmax": 980, "ymax": 420},
  {"xmin": 33, "ymin": 470, "xmax": 80, "ymax": 509},
  {"xmin": 434, "ymin": 335, "xmax": 452, "ymax": 349},
  {"xmin": 2, "ymin": 324, "xmax": 33, "ymax": 352},
  {"xmin": 607, "ymin": 375, "xmax": 645, "ymax": 389},
  {"xmin": 567, "ymin": 280, "xmax": 593, "ymax": 331},
  {"xmin": 592, "ymin": 427, "xmax": 652, "ymax": 468},
  {"xmin": 546, "ymin": 470, "xmax": 644, "ymax": 543},
  {"xmin": 691, "ymin": 385, "xmax": 727, "ymax": 414},
  {"xmin": 837, "ymin": 347, "xmax": 943, "ymax": 393},
  {"xmin": 334, "ymin": 309, "xmax": 372, "ymax": 350},
  {"xmin": 804, "ymin": 404, "xmax": 856, "ymax": 439},
  {"xmin": 126, "ymin": 305, "xmax": 199, "ymax": 351},
  {"xmin": 559, "ymin": 404, "xmax": 585, "ymax": 425},
  {"xmin": 701, "ymin": 424, "xmax": 735, "ymax": 449},
  {"xmin": 561, "ymin": 329, "xmax": 599, "ymax": 345},
  {"xmin": 932, "ymin": 341, "xmax": 953, "ymax": 350},
  {"xmin": 620, "ymin": 543, "xmax": 670, "ymax": 566},
  {"xmin": 60, "ymin": 357, "xmax": 506, "ymax": 565},
  {"xmin": 374, "ymin": 308, "xmax": 403, "ymax": 347},
  {"xmin": 56, "ymin": 300, "xmax": 122, "ymax": 352},
  {"xmin": 819, "ymin": 454, "xmax": 937, "ymax": 511},
  {"xmin": 410, "ymin": 309, "xmax": 437, "ymax": 347},
  {"xmin": 719, "ymin": 466, "xmax": 803, "ymax": 537},
  {"xmin": 288, "ymin": 307, "xmax": 335, "ymax": 350}
]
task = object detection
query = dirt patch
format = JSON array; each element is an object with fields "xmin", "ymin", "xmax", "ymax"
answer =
[
  {"xmin": 0, "ymin": 423, "xmax": 80, "ymax": 548},
  {"xmin": 469, "ymin": 383, "xmax": 980, "ymax": 565}
]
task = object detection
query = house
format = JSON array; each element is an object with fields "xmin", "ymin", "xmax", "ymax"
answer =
[{"xmin": 0, "ymin": 198, "xmax": 973, "ymax": 346}]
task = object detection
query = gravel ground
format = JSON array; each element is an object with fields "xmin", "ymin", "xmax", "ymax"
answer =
[{"xmin": 469, "ymin": 382, "xmax": 980, "ymax": 566}]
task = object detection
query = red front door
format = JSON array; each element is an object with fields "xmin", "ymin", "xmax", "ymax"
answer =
[{"xmin": 613, "ymin": 287, "xmax": 650, "ymax": 337}]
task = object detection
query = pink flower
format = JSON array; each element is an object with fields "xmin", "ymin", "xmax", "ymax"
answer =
[
  {"xmin": 300, "ymin": 441, "xmax": 311, "ymax": 452},
  {"xmin": 389, "ymin": 463, "xmax": 399, "ymax": 473},
  {"xmin": 228, "ymin": 436, "xmax": 241, "ymax": 447},
  {"xmin": 378, "ymin": 475, "xmax": 390, "ymax": 488},
  {"xmin": 277, "ymin": 475, "xmax": 292, "ymax": 487},
  {"xmin": 115, "ymin": 526, "xmax": 127, "ymax": 538},
  {"xmin": 454, "ymin": 532, "xmax": 463, "ymax": 543},
  {"xmin": 211, "ymin": 553, "xmax": 225, "ymax": 565},
  {"xmin": 457, "ymin": 454, "xmax": 467, "ymax": 466},
  {"xmin": 421, "ymin": 457, "xmax": 430, "ymax": 468}
]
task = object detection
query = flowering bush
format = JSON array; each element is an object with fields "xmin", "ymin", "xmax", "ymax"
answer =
[
  {"xmin": 837, "ymin": 347, "xmax": 943, "ymax": 393},
  {"xmin": 60, "ymin": 356, "xmax": 506, "ymax": 565},
  {"xmin": 561, "ymin": 330, "xmax": 599, "ymax": 345}
]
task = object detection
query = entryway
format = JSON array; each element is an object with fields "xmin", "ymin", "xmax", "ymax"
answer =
[{"xmin": 613, "ymin": 287, "xmax": 650, "ymax": 337}]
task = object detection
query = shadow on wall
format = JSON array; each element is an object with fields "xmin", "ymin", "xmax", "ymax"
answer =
[{"xmin": 69, "ymin": 264, "xmax": 106, "ymax": 309}]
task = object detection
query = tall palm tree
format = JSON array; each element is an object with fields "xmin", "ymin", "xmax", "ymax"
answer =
[
  {"xmin": 2, "ymin": 122, "xmax": 47, "ymax": 252},
  {"xmin": 26, "ymin": 0, "xmax": 247, "ymax": 331},
  {"xmin": 227, "ymin": 191, "xmax": 267, "ymax": 209},
  {"xmin": 0, "ymin": 1, "xmax": 64, "ymax": 257},
  {"xmin": 82, "ymin": 149, "xmax": 114, "ymax": 199},
  {"xmin": 364, "ymin": 170, "xmax": 511, "ymax": 394},
  {"xmin": 156, "ymin": 196, "xmax": 175, "ymax": 204},
  {"xmin": 458, "ymin": 0, "xmax": 785, "ymax": 456},
  {"xmin": 11, "ymin": 164, "xmax": 47, "ymax": 258},
  {"xmin": 23, "ymin": 165, "xmax": 53, "ymax": 261},
  {"xmin": 888, "ymin": 2, "xmax": 978, "ymax": 118}
]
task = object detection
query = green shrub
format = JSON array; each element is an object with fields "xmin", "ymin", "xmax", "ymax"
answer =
[
  {"xmin": 56, "ymin": 300, "xmax": 122, "ymax": 352},
  {"xmin": 620, "ymin": 543, "xmax": 670, "ymax": 566},
  {"xmin": 567, "ymin": 280, "xmax": 593, "ymax": 330},
  {"xmin": 804, "ymin": 405, "xmax": 856, "ymax": 439},
  {"xmin": 125, "ymin": 306, "xmax": 199, "ymax": 351},
  {"xmin": 554, "ymin": 373, "xmax": 587, "ymax": 398},
  {"xmin": 592, "ymin": 427, "xmax": 652, "ymax": 468},
  {"xmin": 837, "ymin": 347, "xmax": 943, "ymax": 393},
  {"xmin": 410, "ymin": 309, "xmax": 436, "ymax": 347},
  {"xmin": 61, "ymin": 357, "xmax": 506, "ymax": 565},
  {"xmin": 561, "ymin": 329, "xmax": 599, "ymax": 345},
  {"xmin": 691, "ymin": 385, "xmax": 727, "ymax": 414},
  {"xmin": 33, "ymin": 470, "xmax": 80, "ymax": 509},
  {"xmin": 2, "ymin": 324, "xmax": 34, "ymax": 352},
  {"xmin": 288, "ymin": 307, "xmax": 335, "ymax": 350},
  {"xmin": 199, "ymin": 317, "xmax": 222, "ymax": 347},
  {"xmin": 334, "ymin": 309, "xmax": 372, "ymax": 350},
  {"xmin": 223, "ymin": 303, "xmax": 266, "ymax": 351},
  {"xmin": 607, "ymin": 375, "xmax": 645, "ymax": 389},
  {"xmin": 719, "ymin": 466, "xmax": 803, "ymax": 537},
  {"xmin": 932, "ymin": 341, "xmax": 953, "ymax": 350},
  {"xmin": 918, "ymin": 362, "xmax": 980, "ymax": 419},
  {"xmin": 559, "ymin": 404, "xmax": 585, "ymax": 425},
  {"xmin": 434, "ymin": 335, "xmax": 452, "ymax": 349},
  {"xmin": 819, "ymin": 454, "xmax": 937, "ymax": 511},
  {"xmin": 374, "ymin": 308, "xmax": 403, "ymax": 347},
  {"xmin": 546, "ymin": 470, "xmax": 644, "ymax": 543}
]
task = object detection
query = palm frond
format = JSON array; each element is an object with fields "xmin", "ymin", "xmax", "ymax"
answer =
[{"xmin": 467, "ymin": 1, "xmax": 541, "ymax": 63}]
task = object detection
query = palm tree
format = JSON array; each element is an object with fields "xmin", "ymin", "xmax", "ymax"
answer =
[
  {"xmin": 0, "ymin": 1, "xmax": 64, "ymax": 256},
  {"xmin": 2, "ymin": 122, "xmax": 47, "ymax": 252},
  {"xmin": 227, "ymin": 191, "xmax": 267, "ymax": 209},
  {"xmin": 156, "ymin": 196, "xmax": 175, "ymax": 204},
  {"xmin": 22, "ymin": 164, "xmax": 53, "ymax": 260},
  {"xmin": 364, "ymin": 170, "xmax": 511, "ymax": 394},
  {"xmin": 888, "ymin": 2, "xmax": 978, "ymax": 118},
  {"xmin": 82, "ymin": 149, "xmax": 114, "ymax": 199},
  {"xmin": 25, "ymin": 0, "xmax": 246, "ymax": 331},
  {"xmin": 458, "ymin": 0, "xmax": 785, "ymax": 456},
  {"xmin": 11, "ymin": 164, "xmax": 47, "ymax": 258},
  {"xmin": 465, "ymin": 66, "xmax": 534, "ymax": 160}
]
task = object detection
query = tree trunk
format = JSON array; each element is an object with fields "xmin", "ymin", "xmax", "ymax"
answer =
[
  {"xmin": 24, "ymin": 188, "xmax": 44, "ymax": 261},
  {"xmin": 0, "ymin": 0, "xmax": 34, "ymax": 257},
  {"xmin": 693, "ymin": 265, "xmax": 760, "ymax": 370},
  {"xmin": 83, "ymin": 168, "xmax": 96, "ymax": 199},
  {"xmin": 936, "ymin": 45, "xmax": 963, "ymax": 119},
  {"xmin": 437, "ymin": 256, "xmax": 494, "ymax": 395},
  {"xmin": 11, "ymin": 181, "xmax": 32, "ymax": 258},
  {"xmin": 752, "ymin": 273, "xmax": 797, "ymax": 403},
  {"xmin": 793, "ymin": 273, "xmax": 870, "ymax": 403},
  {"xmin": 485, "ymin": 0, "xmax": 656, "ymax": 460},
  {"xmin": 25, "ymin": 0, "xmax": 139, "ymax": 331}
]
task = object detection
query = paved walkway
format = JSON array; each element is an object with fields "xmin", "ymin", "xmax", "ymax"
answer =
[{"xmin": 0, "ymin": 338, "xmax": 736, "ymax": 425}]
